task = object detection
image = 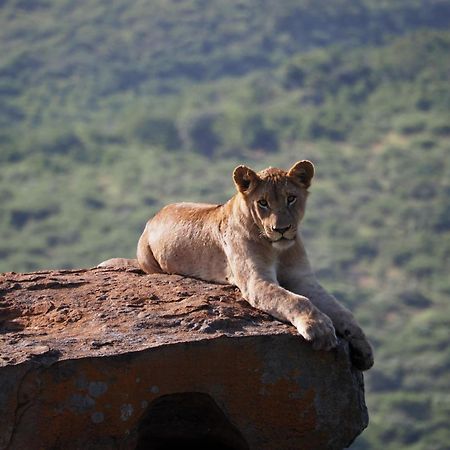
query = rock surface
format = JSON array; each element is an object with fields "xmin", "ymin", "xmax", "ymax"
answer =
[{"xmin": 0, "ymin": 268, "xmax": 368, "ymax": 449}]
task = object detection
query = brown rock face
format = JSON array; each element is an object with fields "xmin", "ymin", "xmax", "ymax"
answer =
[{"xmin": 0, "ymin": 268, "xmax": 368, "ymax": 450}]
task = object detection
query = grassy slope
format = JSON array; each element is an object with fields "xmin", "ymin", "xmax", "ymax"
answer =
[
  {"xmin": 1, "ymin": 0, "xmax": 449, "ymax": 131},
  {"xmin": 1, "ymin": 1, "xmax": 449, "ymax": 449}
]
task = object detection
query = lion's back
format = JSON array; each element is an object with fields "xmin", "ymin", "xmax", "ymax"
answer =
[{"xmin": 146, "ymin": 202, "xmax": 231, "ymax": 283}]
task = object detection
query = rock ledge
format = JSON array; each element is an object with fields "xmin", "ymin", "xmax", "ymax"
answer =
[{"xmin": 0, "ymin": 268, "xmax": 368, "ymax": 449}]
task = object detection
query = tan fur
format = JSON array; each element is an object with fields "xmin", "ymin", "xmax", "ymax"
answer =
[{"xmin": 99, "ymin": 160, "xmax": 373, "ymax": 370}]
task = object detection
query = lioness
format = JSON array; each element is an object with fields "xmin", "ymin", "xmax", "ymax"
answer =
[{"xmin": 100, "ymin": 160, "xmax": 373, "ymax": 370}]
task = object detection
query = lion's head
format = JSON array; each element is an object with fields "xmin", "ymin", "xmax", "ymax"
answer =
[{"xmin": 233, "ymin": 160, "xmax": 314, "ymax": 249}]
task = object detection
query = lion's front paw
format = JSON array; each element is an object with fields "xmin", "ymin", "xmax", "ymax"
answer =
[
  {"xmin": 349, "ymin": 336, "xmax": 374, "ymax": 371},
  {"xmin": 339, "ymin": 325, "xmax": 374, "ymax": 371},
  {"xmin": 294, "ymin": 311, "xmax": 338, "ymax": 351}
]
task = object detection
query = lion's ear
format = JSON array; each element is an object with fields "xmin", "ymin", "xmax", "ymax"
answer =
[
  {"xmin": 288, "ymin": 160, "xmax": 315, "ymax": 188},
  {"xmin": 233, "ymin": 165, "xmax": 260, "ymax": 194}
]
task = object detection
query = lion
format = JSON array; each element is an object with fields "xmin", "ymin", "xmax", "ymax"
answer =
[{"xmin": 99, "ymin": 160, "xmax": 374, "ymax": 370}]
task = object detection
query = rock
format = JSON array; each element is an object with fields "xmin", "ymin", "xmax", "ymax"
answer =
[{"xmin": 0, "ymin": 268, "xmax": 368, "ymax": 449}]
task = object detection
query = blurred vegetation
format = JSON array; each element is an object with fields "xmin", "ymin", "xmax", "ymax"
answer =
[{"xmin": 1, "ymin": 1, "xmax": 449, "ymax": 449}]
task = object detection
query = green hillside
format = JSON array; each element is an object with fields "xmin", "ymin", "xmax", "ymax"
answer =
[
  {"xmin": 1, "ymin": 0, "xmax": 450, "ymax": 134},
  {"xmin": 1, "ymin": 1, "xmax": 449, "ymax": 449}
]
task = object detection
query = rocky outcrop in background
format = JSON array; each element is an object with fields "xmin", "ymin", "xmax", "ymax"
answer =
[{"xmin": 0, "ymin": 268, "xmax": 368, "ymax": 449}]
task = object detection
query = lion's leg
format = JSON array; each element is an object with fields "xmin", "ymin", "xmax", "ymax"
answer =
[
  {"xmin": 244, "ymin": 276, "xmax": 338, "ymax": 350},
  {"xmin": 225, "ymin": 245, "xmax": 337, "ymax": 350},
  {"xmin": 136, "ymin": 226, "xmax": 164, "ymax": 274},
  {"xmin": 98, "ymin": 225, "xmax": 164, "ymax": 274},
  {"xmin": 282, "ymin": 277, "xmax": 374, "ymax": 370}
]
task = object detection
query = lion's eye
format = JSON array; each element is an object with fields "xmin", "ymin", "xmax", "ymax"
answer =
[
  {"xmin": 257, "ymin": 199, "xmax": 269, "ymax": 209},
  {"xmin": 287, "ymin": 195, "xmax": 297, "ymax": 205}
]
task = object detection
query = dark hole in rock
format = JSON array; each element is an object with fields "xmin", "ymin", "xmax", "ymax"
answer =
[{"xmin": 135, "ymin": 392, "xmax": 249, "ymax": 450}]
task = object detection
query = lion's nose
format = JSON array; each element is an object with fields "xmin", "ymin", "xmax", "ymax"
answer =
[{"xmin": 272, "ymin": 225, "xmax": 291, "ymax": 235}]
